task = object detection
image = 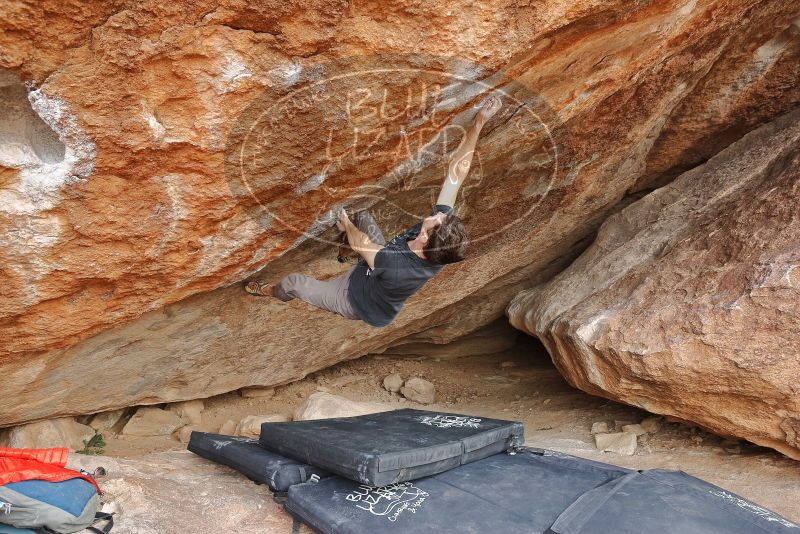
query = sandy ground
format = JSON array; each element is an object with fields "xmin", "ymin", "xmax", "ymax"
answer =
[{"xmin": 93, "ymin": 335, "xmax": 800, "ymax": 528}]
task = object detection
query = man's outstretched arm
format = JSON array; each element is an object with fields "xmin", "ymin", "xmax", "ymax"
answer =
[
  {"xmin": 436, "ymin": 96, "xmax": 501, "ymax": 208},
  {"xmin": 337, "ymin": 209, "xmax": 382, "ymax": 270}
]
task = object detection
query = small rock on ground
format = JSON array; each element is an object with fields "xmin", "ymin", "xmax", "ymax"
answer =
[
  {"xmin": 219, "ymin": 419, "xmax": 237, "ymax": 435},
  {"xmin": 591, "ymin": 422, "xmax": 609, "ymax": 434},
  {"xmin": 613, "ymin": 420, "xmax": 636, "ymax": 431},
  {"xmin": 594, "ymin": 432, "xmax": 638, "ymax": 455},
  {"xmin": 89, "ymin": 409, "xmax": 127, "ymax": 433},
  {"xmin": 167, "ymin": 399, "xmax": 204, "ymax": 425},
  {"xmin": 293, "ymin": 392, "xmax": 393, "ymax": 421},
  {"xmin": 640, "ymin": 416, "xmax": 663, "ymax": 433},
  {"xmin": 621, "ymin": 423, "xmax": 647, "ymax": 436},
  {"xmin": 2, "ymin": 418, "xmax": 95, "ymax": 450},
  {"xmin": 401, "ymin": 377, "xmax": 435, "ymax": 404},
  {"xmin": 239, "ymin": 387, "xmax": 276, "ymax": 399},
  {"xmin": 123, "ymin": 407, "xmax": 185, "ymax": 437},
  {"xmin": 235, "ymin": 414, "xmax": 291, "ymax": 438},
  {"xmin": 383, "ymin": 373, "xmax": 404, "ymax": 393},
  {"xmin": 175, "ymin": 425, "xmax": 198, "ymax": 444}
]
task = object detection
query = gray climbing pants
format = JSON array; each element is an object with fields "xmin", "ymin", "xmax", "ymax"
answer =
[{"xmin": 274, "ymin": 211, "xmax": 386, "ymax": 320}]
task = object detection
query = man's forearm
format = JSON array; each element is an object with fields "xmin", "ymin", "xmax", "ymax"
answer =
[
  {"xmin": 437, "ymin": 116, "xmax": 487, "ymax": 207},
  {"xmin": 344, "ymin": 220, "xmax": 375, "ymax": 256},
  {"xmin": 343, "ymin": 218, "xmax": 381, "ymax": 269}
]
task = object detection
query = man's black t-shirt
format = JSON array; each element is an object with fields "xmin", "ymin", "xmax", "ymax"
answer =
[{"xmin": 347, "ymin": 204, "xmax": 454, "ymax": 327}]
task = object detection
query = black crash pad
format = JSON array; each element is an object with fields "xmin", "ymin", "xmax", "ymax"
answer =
[
  {"xmin": 284, "ymin": 448, "xmax": 632, "ymax": 534},
  {"xmin": 187, "ymin": 431, "xmax": 330, "ymax": 492},
  {"xmin": 259, "ymin": 408, "xmax": 524, "ymax": 486},
  {"xmin": 548, "ymin": 468, "xmax": 799, "ymax": 534}
]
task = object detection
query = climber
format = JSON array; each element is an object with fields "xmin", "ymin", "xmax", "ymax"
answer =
[{"xmin": 245, "ymin": 96, "xmax": 502, "ymax": 327}]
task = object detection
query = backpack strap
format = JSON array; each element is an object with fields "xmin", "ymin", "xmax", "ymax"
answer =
[{"xmin": 86, "ymin": 511, "xmax": 114, "ymax": 534}]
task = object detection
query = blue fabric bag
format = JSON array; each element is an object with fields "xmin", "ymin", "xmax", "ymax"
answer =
[{"xmin": 0, "ymin": 478, "xmax": 99, "ymax": 533}]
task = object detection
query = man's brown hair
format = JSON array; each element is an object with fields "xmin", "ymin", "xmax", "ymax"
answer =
[{"xmin": 424, "ymin": 214, "xmax": 468, "ymax": 265}]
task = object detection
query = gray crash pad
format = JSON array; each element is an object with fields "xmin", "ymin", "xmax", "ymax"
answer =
[
  {"xmin": 549, "ymin": 468, "xmax": 799, "ymax": 534},
  {"xmin": 284, "ymin": 448, "xmax": 631, "ymax": 533},
  {"xmin": 259, "ymin": 408, "xmax": 524, "ymax": 487},
  {"xmin": 187, "ymin": 431, "xmax": 330, "ymax": 492}
]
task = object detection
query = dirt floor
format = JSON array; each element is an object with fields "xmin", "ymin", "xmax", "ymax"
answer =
[{"xmin": 100, "ymin": 334, "xmax": 800, "ymax": 523}]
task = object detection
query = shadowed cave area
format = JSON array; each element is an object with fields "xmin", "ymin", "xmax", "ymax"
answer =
[{"xmin": 0, "ymin": 69, "xmax": 65, "ymax": 169}]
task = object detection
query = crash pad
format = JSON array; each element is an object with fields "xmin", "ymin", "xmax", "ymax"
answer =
[
  {"xmin": 259, "ymin": 409, "xmax": 524, "ymax": 487},
  {"xmin": 549, "ymin": 468, "xmax": 799, "ymax": 534},
  {"xmin": 284, "ymin": 448, "xmax": 631, "ymax": 533},
  {"xmin": 187, "ymin": 432, "xmax": 330, "ymax": 492}
]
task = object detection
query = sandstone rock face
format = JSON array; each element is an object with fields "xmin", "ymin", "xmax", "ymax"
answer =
[
  {"xmin": 508, "ymin": 111, "xmax": 800, "ymax": 459},
  {"xmin": 67, "ymin": 451, "xmax": 297, "ymax": 533},
  {"xmin": 1, "ymin": 1, "xmax": 799, "ymax": 426}
]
